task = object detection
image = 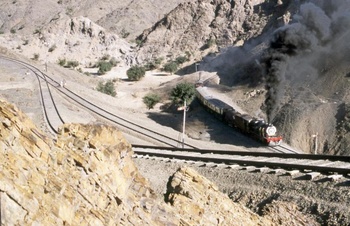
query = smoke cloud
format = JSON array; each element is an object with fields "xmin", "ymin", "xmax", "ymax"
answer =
[{"xmin": 264, "ymin": 0, "xmax": 350, "ymax": 122}]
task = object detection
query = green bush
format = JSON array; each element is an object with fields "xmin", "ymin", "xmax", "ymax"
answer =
[
  {"xmin": 206, "ymin": 38, "xmax": 216, "ymax": 49},
  {"xmin": 144, "ymin": 58, "xmax": 164, "ymax": 71},
  {"xmin": 58, "ymin": 58, "xmax": 66, "ymax": 66},
  {"xmin": 143, "ymin": 93, "xmax": 161, "ymax": 109},
  {"xmin": 96, "ymin": 80, "xmax": 116, "ymax": 97},
  {"xmin": 175, "ymin": 56, "xmax": 188, "ymax": 65},
  {"xmin": 171, "ymin": 82, "xmax": 196, "ymax": 106},
  {"xmin": 97, "ymin": 61, "xmax": 113, "ymax": 74},
  {"xmin": 127, "ymin": 65, "xmax": 146, "ymax": 81},
  {"xmin": 163, "ymin": 61, "xmax": 178, "ymax": 74},
  {"xmin": 66, "ymin": 60, "xmax": 79, "ymax": 68},
  {"xmin": 33, "ymin": 53, "xmax": 40, "ymax": 61}
]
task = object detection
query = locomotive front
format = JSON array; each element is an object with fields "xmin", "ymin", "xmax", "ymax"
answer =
[
  {"xmin": 249, "ymin": 120, "xmax": 282, "ymax": 146},
  {"xmin": 264, "ymin": 124, "xmax": 282, "ymax": 146}
]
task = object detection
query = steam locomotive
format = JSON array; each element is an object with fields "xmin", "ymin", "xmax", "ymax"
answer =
[{"xmin": 195, "ymin": 85, "xmax": 282, "ymax": 146}]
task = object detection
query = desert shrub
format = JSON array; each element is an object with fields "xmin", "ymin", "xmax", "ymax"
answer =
[
  {"xmin": 176, "ymin": 56, "xmax": 188, "ymax": 65},
  {"xmin": 10, "ymin": 28, "xmax": 16, "ymax": 34},
  {"xmin": 33, "ymin": 29, "xmax": 41, "ymax": 35},
  {"xmin": 66, "ymin": 60, "xmax": 79, "ymax": 68},
  {"xmin": 121, "ymin": 29, "xmax": 130, "ymax": 38},
  {"xmin": 96, "ymin": 80, "xmax": 116, "ymax": 97},
  {"xmin": 127, "ymin": 65, "xmax": 145, "ymax": 81},
  {"xmin": 58, "ymin": 58, "xmax": 66, "ymax": 66},
  {"xmin": 144, "ymin": 57, "xmax": 164, "ymax": 71},
  {"xmin": 33, "ymin": 53, "xmax": 39, "ymax": 61},
  {"xmin": 143, "ymin": 93, "xmax": 161, "ymax": 109},
  {"xmin": 206, "ymin": 38, "xmax": 216, "ymax": 48},
  {"xmin": 163, "ymin": 61, "xmax": 178, "ymax": 74},
  {"xmin": 97, "ymin": 61, "xmax": 113, "ymax": 74},
  {"xmin": 23, "ymin": 40, "xmax": 29, "ymax": 45},
  {"xmin": 171, "ymin": 82, "xmax": 196, "ymax": 106}
]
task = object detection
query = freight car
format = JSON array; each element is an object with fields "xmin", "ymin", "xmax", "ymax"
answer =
[{"xmin": 195, "ymin": 85, "xmax": 282, "ymax": 146}]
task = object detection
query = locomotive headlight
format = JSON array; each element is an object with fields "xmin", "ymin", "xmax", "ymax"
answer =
[{"xmin": 266, "ymin": 126, "xmax": 277, "ymax": 136}]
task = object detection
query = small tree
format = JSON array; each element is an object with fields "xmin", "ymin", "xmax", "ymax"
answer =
[
  {"xmin": 58, "ymin": 58, "xmax": 66, "ymax": 66},
  {"xmin": 33, "ymin": 53, "xmax": 40, "ymax": 61},
  {"xmin": 66, "ymin": 60, "xmax": 79, "ymax": 68},
  {"xmin": 96, "ymin": 80, "xmax": 116, "ymax": 97},
  {"xmin": 143, "ymin": 93, "xmax": 161, "ymax": 109},
  {"xmin": 127, "ymin": 65, "xmax": 145, "ymax": 81},
  {"xmin": 175, "ymin": 56, "xmax": 188, "ymax": 65},
  {"xmin": 163, "ymin": 61, "xmax": 178, "ymax": 74},
  {"xmin": 171, "ymin": 82, "xmax": 196, "ymax": 106},
  {"xmin": 97, "ymin": 61, "xmax": 113, "ymax": 74}
]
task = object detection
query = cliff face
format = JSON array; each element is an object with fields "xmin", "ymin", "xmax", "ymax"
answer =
[{"xmin": 0, "ymin": 99, "xmax": 179, "ymax": 225}]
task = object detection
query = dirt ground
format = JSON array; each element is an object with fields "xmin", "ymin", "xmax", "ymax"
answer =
[{"xmin": 1, "ymin": 52, "xmax": 350, "ymax": 225}]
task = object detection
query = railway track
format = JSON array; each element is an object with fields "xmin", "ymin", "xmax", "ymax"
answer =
[
  {"xmin": 133, "ymin": 145, "xmax": 350, "ymax": 177},
  {"xmin": 3, "ymin": 56, "xmax": 350, "ymax": 181},
  {"xmin": 0, "ymin": 56, "xmax": 198, "ymax": 148}
]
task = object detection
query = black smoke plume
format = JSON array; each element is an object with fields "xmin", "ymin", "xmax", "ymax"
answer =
[{"xmin": 264, "ymin": 0, "xmax": 350, "ymax": 122}]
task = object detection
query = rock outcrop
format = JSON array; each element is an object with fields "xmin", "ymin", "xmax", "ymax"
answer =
[
  {"xmin": 0, "ymin": 99, "xmax": 318, "ymax": 225},
  {"xmin": 166, "ymin": 167, "xmax": 270, "ymax": 226},
  {"xmin": 0, "ymin": 99, "xmax": 179, "ymax": 225},
  {"xmin": 136, "ymin": 0, "xmax": 288, "ymax": 63}
]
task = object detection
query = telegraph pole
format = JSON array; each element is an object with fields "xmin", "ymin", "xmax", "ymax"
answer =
[{"xmin": 182, "ymin": 100, "xmax": 187, "ymax": 148}]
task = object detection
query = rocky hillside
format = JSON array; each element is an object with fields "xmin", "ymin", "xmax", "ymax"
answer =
[
  {"xmin": 0, "ymin": 0, "xmax": 349, "ymax": 154},
  {"xmin": 0, "ymin": 99, "xmax": 320, "ymax": 225}
]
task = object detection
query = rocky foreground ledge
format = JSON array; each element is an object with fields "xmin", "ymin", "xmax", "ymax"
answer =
[{"xmin": 0, "ymin": 99, "xmax": 316, "ymax": 225}]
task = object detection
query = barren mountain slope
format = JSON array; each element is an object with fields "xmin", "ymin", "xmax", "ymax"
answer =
[{"xmin": 0, "ymin": 0, "xmax": 185, "ymax": 40}]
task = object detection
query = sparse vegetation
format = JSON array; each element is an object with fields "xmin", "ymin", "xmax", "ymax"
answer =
[
  {"xmin": 66, "ymin": 60, "xmax": 79, "ymax": 68},
  {"xmin": 33, "ymin": 29, "xmax": 41, "ymax": 35},
  {"xmin": 175, "ymin": 56, "xmax": 188, "ymax": 65},
  {"xmin": 121, "ymin": 29, "xmax": 130, "ymax": 38},
  {"xmin": 96, "ymin": 80, "xmax": 116, "ymax": 97},
  {"xmin": 127, "ymin": 65, "xmax": 146, "ymax": 81},
  {"xmin": 205, "ymin": 38, "xmax": 216, "ymax": 49},
  {"xmin": 163, "ymin": 61, "xmax": 178, "ymax": 74},
  {"xmin": 143, "ymin": 93, "xmax": 161, "ymax": 109},
  {"xmin": 66, "ymin": 7, "xmax": 73, "ymax": 16},
  {"xmin": 144, "ymin": 57, "xmax": 163, "ymax": 71},
  {"xmin": 33, "ymin": 53, "xmax": 39, "ymax": 61},
  {"xmin": 58, "ymin": 58, "xmax": 66, "ymax": 66},
  {"xmin": 97, "ymin": 61, "xmax": 113, "ymax": 75},
  {"xmin": 10, "ymin": 28, "xmax": 16, "ymax": 34},
  {"xmin": 170, "ymin": 82, "xmax": 196, "ymax": 106},
  {"xmin": 23, "ymin": 40, "xmax": 29, "ymax": 45}
]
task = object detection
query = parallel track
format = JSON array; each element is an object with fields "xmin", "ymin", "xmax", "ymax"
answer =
[
  {"xmin": 3, "ymin": 56, "xmax": 350, "ymax": 178},
  {"xmin": 1, "ymin": 56, "xmax": 198, "ymax": 148},
  {"xmin": 133, "ymin": 145, "xmax": 350, "ymax": 175}
]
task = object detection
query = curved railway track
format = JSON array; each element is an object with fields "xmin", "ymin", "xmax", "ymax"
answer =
[
  {"xmin": 133, "ymin": 145, "xmax": 350, "ymax": 177},
  {"xmin": 1, "ymin": 56, "xmax": 198, "ymax": 148},
  {"xmin": 2, "ymin": 56, "xmax": 349, "ymax": 180}
]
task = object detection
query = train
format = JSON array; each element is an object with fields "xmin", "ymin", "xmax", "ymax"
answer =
[{"xmin": 195, "ymin": 85, "xmax": 282, "ymax": 146}]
